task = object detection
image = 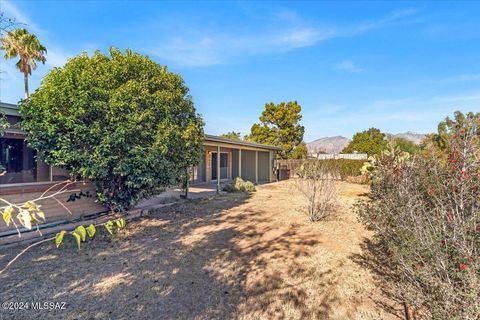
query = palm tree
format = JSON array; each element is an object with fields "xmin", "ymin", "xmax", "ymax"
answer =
[{"xmin": 1, "ymin": 28, "xmax": 47, "ymax": 98}]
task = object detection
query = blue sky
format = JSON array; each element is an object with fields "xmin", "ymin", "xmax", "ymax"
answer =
[{"xmin": 1, "ymin": 1, "xmax": 479, "ymax": 141}]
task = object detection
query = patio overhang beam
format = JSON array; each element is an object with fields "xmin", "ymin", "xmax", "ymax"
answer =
[{"xmin": 203, "ymin": 141, "xmax": 273, "ymax": 152}]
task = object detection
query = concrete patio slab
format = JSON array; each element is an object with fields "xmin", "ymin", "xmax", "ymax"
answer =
[{"xmin": 135, "ymin": 183, "xmax": 227, "ymax": 211}]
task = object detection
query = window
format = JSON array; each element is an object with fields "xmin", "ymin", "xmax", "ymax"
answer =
[
  {"xmin": 0, "ymin": 137, "xmax": 69, "ymax": 185},
  {"xmin": 220, "ymin": 153, "xmax": 228, "ymax": 167},
  {"xmin": 211, "ymin": 152, "xmax": 229, "ymax": 180}
]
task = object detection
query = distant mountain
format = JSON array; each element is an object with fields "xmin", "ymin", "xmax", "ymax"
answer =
[
  {"xmin": 306, "ymin": 132, "xmax": 427, "ymax": 155},
  {"xmin": 387, "ymin": 131, "xmax": 427, "ymax": 145},
  {"xmin": 306, "ymin": 136, "xmax": 350, "ymax": 154}
]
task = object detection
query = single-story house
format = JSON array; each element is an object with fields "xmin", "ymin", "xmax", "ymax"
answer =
[{"xmin": 0, "ymin": 102, "xmax": 280, "ymax": 234}]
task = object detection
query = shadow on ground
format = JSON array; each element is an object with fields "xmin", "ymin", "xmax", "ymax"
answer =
[
  {"xmin": 0, "ymin": 189, "xmax": 329, "ymax": 320},
  {"xmin": 349, "ymin": 238, "xmax": 404, "ymax": 319}
]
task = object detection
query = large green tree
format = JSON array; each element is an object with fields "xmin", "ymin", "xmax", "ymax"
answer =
[
  {"xmin": 220, "ymin": 131, "xmax": 241, "ymax": 140},
  {"xmin": 290, "ymin": 141, "xmax": 308, "ymax": 159},
  {"xmin": 247, "ymin": 101, "xmax": 305, "ymax": 159},
  {"xmin": 342, "ymin": 127, "xmax": 388, "ymax": 156},
  {"xmin": 389, "ymin": 137, "xmax": 420, "ymax": 155},
  {"xmin": 20, "ymin": 48, "xmax": 204, "ymax": 212},
  {"xmin": 1, "ymin": 28, "xmax": 47, "ymax": 98}
]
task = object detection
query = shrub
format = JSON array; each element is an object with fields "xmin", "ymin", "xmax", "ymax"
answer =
[
  {"xmin": 295, "ymin": 160, "xmax": 337, "ymax": 222},
  {"xmin": 222, "ymin": 177, "xmax": 256, "ymax": 193},
  {"xmin": 222, "ymin": 183, "xmax": 237, "ymax": 193},
  {"xmin": 358, "ymin": 111, "xmax": 480, "ymax": 319},
  {"xmin": 315, "ymin": 159, "xmax": 365, "ymax": 181},
  {"xmin": 336, "ymin": 159, "xmax": 364, "ymax": 179},
  {"xmin": 20, "ymin": 48, "xmax": 204, "ymax": 212}
]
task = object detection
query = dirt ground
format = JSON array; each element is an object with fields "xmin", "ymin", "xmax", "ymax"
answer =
[{"xmin": 0, "ymin": 180, "xmax": 402, "ymax": 320}]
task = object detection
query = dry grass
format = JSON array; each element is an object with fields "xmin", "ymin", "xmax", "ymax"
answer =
[{"xmin": 0, "ymin": 180, "xmax": 402, "ymax": 320}]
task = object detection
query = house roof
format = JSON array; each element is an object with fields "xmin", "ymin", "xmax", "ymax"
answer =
[
  {"xmin": 0, "ymin": 102, "xmax": 281, "ymax": 151},
  {"xmin": 0, "ymin": 102, "xmax": 20, "ymax": 116},
  {"xmin": 204, "ymin": 134, "xmax": 281, "ymax": 151}
]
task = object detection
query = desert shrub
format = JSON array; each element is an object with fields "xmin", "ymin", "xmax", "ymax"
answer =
[
  {"xmin": 358, "ymin": 111, "xmax": 480, "ymax": 319},
  {"xmin": 223, "ymin": 177, "xmax": 256, "ymax": 193},
  {"xmin": 222, "ymin": 183, "xmax": 237, "ymax": 193},
  {"xmin": 310, "ymin": 159, "xmax": 365, "ymax": 182},
  {"xmin": 295, "ymin": 160, "xmax": 337, "ymax": 222},
  {"xmin": 335, "ymin": 159, "xmax": 364, "ymax": 179},
  {"xmin": 235, "ymin": 178, "xmax": 256, "ymax": 192}
]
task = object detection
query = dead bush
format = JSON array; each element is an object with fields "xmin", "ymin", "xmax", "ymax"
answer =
[{"xmin": 295, "ymin": 160, "xmax": 337, "ymax": 222}]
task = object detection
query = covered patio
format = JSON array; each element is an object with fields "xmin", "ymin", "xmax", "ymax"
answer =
[{"xmin": 191, "ymin": 135, "xmax": 280, "ymax": 191}]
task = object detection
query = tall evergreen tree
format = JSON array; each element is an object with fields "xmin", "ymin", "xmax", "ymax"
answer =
[{"xmin": 247, "ymin": 101, "xmax": 305, "ymax": 159}]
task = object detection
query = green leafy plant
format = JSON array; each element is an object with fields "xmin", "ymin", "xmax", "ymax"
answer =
[
  {"xmin": 104, "ymin": 220, "xmax": 114, "ymax": 235},
  {"xmin": 86, "ymin": 224, "xmax": 96, "ymax": 238},
  {"xmin": 55, "ymin": 230, "xmax": 66, "ymax": 248},
  {"xmin": 222, "ymin": 177, "xmax": 256, "ymax": 193},
  {"xmin": 0, "ymin": 181, "xmax": 128, "ymax": 274},
  {"xmin": 20, "ymin": 48, "xmax": 204, "ymax": 213},
  {"xmin": 55, "ymin": 218, "xmax": 126, "ymax": 249}
]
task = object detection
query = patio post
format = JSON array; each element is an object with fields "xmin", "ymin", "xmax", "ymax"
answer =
[
  {"xmin": 269, "ymin": 151, "xmax": 272, "ymax": 182},
  {"xmin": 238, "ymin": 148, "xmax": 242, "ymax": 178},
  {"xmin": 217, "ymin": 145, "xmax": 220, "ymax": 193},
  {"xmin": 255, "ymin": 150, "xmax": 258, "ymax": 184}
]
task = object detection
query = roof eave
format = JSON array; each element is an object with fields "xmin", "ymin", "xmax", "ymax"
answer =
[{"xmin": 204, "ymin": 134, "xmax": 282, "ymax": 151}]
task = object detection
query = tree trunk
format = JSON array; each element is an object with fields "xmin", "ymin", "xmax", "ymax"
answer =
[
  {"xmin": 24, "ymin": 72, "xmax": 29, "ymax": 98},
  {"xmin": 184, "ymin": 167, "xmax": 189, "ymax": 199}
]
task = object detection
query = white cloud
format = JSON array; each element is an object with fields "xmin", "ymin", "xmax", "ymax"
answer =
[
  {"xmin": 280, "ymin": 28, "xmax": 326, "ymax": 48},
  {"xmin": 2, "ymin": 0, "xmax": 41, "ymax": 32},
  {"xmin": 335, "ymin": 8, "xmax": 418, "ymax": 38},
  {"xmin": 44, "ymin": 47, "xmax": 71, "ymax": 67},
  {"xmin": 444, "ymin": 73, "xmax": 480, "ymax": 82},
  {"xmin": 153, "ymin": 37, "xmax": 222, "ymax": 67},
  {"xmin": 0, "ymin": 60, "xmax": 23, "ymax": 102},
  {"xmin": 148, "ymin": 7, "xmax": 420, "ymax": 67},
  {"xmin": 336, "ymin": 60, "xmax": 363, "ymax": 73},
  {"xmin": 151, "ymin": 27, "xmax": 336, "ymax": 67},
  {"xmin": 3, "ymin": 1, "xmax": 72, "ymax": 68}
]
